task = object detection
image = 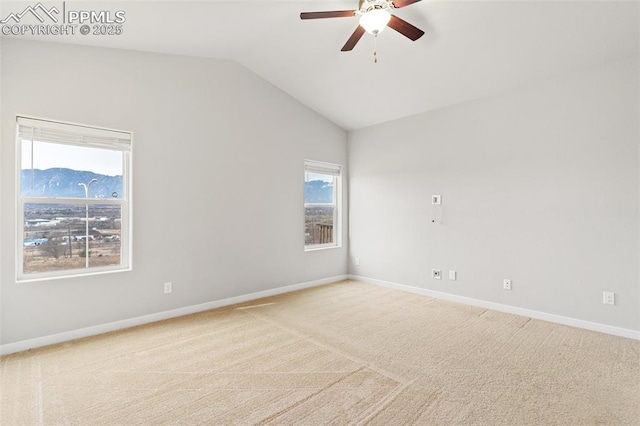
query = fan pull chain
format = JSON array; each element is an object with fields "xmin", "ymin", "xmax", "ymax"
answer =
[{"xmin": 373, "ymin": 34, "xmax": 378, "ymax": 63}]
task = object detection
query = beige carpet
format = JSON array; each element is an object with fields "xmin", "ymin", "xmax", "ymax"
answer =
[{"xmin": 1, "ymin": 280, "xmax": 639, "ymax": 425}]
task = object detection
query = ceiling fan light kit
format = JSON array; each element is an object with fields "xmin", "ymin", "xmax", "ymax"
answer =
[
  {"xmin": 300, "ymin": 0, "xmax": 425, "ymax": 58},
  {"xmin": 359, "ymin": 0, "xmax": 392, "ymax": 35}
]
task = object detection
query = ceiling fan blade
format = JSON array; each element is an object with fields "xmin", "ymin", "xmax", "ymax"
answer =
[
  {"xmin": 387, "ymin": 15, "xmax": 424, "ymax": 41},
  {"xmin": 300, "ymin": 10, "xmax": 357, "ymax": 20},
  {"xmin": 341, "ymin": 26, "xmax": 366, "ymax": 51},
  {"xmin": 392, "ymin": 0, "xmax": 422, "ymax": 8}
]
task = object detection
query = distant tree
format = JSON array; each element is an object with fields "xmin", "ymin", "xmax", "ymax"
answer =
[{"xmin": 44, "ymin": 238, "xmax": 65, "ymax": 259}]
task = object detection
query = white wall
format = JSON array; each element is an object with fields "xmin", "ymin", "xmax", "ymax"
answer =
[
  {"xmin": 0, "ymin": 39, "xmax": 348, "ymax": 345},
  {"xmin": 349, "ymin": 56, "xmax": 639, "ymax": 332}
]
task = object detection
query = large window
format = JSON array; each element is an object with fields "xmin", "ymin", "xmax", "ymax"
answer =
[
  {"xmin": 16, "ymin": 117, "xmax": 132, "ymax": 281},
  {"xmin": 304, "ymin": 160, "xmax": 341, "ymax": 250}
]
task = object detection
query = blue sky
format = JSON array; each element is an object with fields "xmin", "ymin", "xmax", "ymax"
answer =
[{"xmin": 21, "ymin": 140, "xmax": 123, "ymax": 176}]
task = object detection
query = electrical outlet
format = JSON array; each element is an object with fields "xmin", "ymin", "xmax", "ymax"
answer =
[
  {"xmin": 164, "ymin": 282, "xmax": 172, "ymax": 294},
  {"xmin": 432, "ymin": 195, "xmax": 441, "ymax": 205},
  {"xmin": 355, "ymin": 257, "xmax": 360, "ymax": 266},
  {"xmin": 503, "ymin": 279, "xmax": 512, "ymax": 290},
  {"xmin": 602, "ymin": 291, "xmax": 615, "ymax": 305},
  {"xmin": 432, "ymin": 269, "xmax": 442, "ymax": 280},
  {"xmin": 449, "ymin": 270, "xmax": 456, "ymax": 280}
]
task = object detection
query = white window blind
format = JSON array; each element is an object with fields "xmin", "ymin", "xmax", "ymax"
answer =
[
  {"xmin": 304, "ymin": 160, "xmax": 341, "ymax": 176},
  {"xmin": 17, "ymin": 117, "xmax": 131, "ymax": 151}
]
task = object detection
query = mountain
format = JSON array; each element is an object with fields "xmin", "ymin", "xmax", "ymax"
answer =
[
  {"xmin": 22, "ymin": 169, "xmax": 329, "ymax": 202},
  {"xmin": 21, "ymin": 168, "xmax": 123, "ymax": 198},
  {"xmin": 304, "ymin": 180, "xmax": 333, "ymax": 203}
]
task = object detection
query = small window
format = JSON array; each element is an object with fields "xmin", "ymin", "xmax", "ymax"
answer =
[
  {"xmin": 16, "ymin": 117, "xmax": 132, "ymax": 281},
  {"xmin": 304, "ymin": 160, "xmax": 341, "ymax": 250}
]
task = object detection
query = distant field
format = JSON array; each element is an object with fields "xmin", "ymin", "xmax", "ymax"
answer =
[
  {"xmin": 23, "ymin": 237, "xmax": 121, "ymax": 274},
  {"xmin": 21, "ymin": 201, "xmax": 123, "ymax": 275}
]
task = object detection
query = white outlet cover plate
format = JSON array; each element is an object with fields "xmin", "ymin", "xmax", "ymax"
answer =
[
  {"xmin": 432, "ymin": 269, "xmax": 442, "ymax": 279},
  {"xmin": 449, "ymin": 270, "xmax": 456, "ymax": 280},
  {"xmin": 602, "ymin": 291, "xmax": 615, "ymax": 305},
  {"xmin": 503, "ymin": 279, "xmax": 512, "ymax": 290}
]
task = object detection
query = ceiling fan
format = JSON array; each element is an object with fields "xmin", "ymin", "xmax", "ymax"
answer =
[{"xmin": 300, "ymin": 0, "xmax": 425, "ymax": 52}]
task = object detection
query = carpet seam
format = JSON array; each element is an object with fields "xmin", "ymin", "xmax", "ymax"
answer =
[
  {"xmin": 256, "ymin": 366, "xmax": 367, "ymax": 425},
  {"xmin": 34, "ymin": 359, "xmax": 44, "ymax": 426},
  {"xmin": 239, "ymin": 308, "xmax": 407, "ymax": 384},
  {"xmin": 353, "ymin": 378, "xmax": 418, "ymax": 426}
]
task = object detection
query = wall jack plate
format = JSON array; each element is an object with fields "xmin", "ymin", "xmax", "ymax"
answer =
[
  {"xmin": 432, "ymin": 195, "xmax": 441, "ymax": 205},
  {"xmin": 602, "ymin": 291, "xmax": 615, "ymax": 305},
  {"xmin": 432, "ymin": 269, "xmax": 442, "ymax": 280}
]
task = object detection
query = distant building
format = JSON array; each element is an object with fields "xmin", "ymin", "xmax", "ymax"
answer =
[{"xmin": 25, "ymin": 219, "xmax": 52, "ymax": 227}]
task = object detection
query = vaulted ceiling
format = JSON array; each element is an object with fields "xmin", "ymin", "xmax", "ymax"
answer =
[{"xmin": 1, "ymin": 0, "xmax": 638, "ymax": 130}]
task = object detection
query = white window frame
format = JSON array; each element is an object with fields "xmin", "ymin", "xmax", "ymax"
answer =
[
  {"xmin": 304, "ymin": 159, "xmax": 341, "ymax": 251},
  {"xmin": 16, "ymin": 116, "xmax": 133, "ymax": 282}
]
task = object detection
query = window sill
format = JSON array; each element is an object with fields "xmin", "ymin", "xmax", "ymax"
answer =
[
  {"xmin": 17, "ymin": 266, "xmax": 132, "ymax": 283},
  {"xmin": 304, "ymin": 244, "xmax": 342, "ymax": 252}
]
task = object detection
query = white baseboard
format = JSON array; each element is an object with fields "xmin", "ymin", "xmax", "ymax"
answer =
[
  {"xmin": 0, "ymin": 275, "xmax": 348, "ymax": 356},
  {"xmin": 349, "ymin": 274, "xmax": 640, "ymax": 341}
]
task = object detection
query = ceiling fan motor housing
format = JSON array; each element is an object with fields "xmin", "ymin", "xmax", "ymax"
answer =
[{"xmin": 359, "ymin": 0, "xmax": 393, "ymax": 14}]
